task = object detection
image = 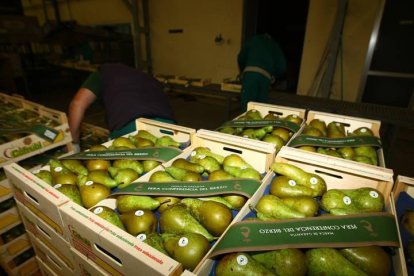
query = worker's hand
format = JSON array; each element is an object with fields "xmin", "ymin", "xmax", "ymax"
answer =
[{"xmin": 72, "ymin": 142, "xmax": 81, "ymax": 153}]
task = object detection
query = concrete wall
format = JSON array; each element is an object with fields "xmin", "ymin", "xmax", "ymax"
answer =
[
  {"xmin": 298, "ymin": 0, "xmax": 384, "ymax": 102},
  {"xmin": 21, "ymin": 0, "xmax": 242, "ymax": 83}
]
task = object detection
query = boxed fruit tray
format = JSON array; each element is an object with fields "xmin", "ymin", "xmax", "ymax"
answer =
[
  {"xmin": 215, "ymin": 102, "xmax": 306, "ymax": 153},
  {"xmin": 0, "ymin": 93, "xmax": 72, "ymax": 168},
  {"xmin": 393, "ymin": 175, "xmax": 414, "ymax": 275},
  {"xmin": 57, "ymin": 129, "xmax": 276, "ymax": 275},
  {"xmin": 3, "ymin": 118, "xmax": 195, "ymax": 243},
  {"xmin": 79, "ymin": 122, "xmax": 109, "ymax": 151},
  {"xmin": 195, "ymin": 146, "xmax": 406, "ymax": 276},
  {"xmin": 287, "ymin": 110, "xmax": 385, "ymax": 168}
]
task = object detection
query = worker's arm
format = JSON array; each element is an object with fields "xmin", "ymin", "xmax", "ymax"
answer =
[{"xmin": 68, "ymin": 87, "xmax": 97, "ymax": 144}]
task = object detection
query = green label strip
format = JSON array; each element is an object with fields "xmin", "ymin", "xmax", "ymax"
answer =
[
  {"xmin": 288, "ymin": 135, "xmax": 382, "ymax": 148},
  {"xmin": 112, "ymin": 179, "xmax": 261, "ymax": 197},
  {"xmin": 209, "ymin": 213, "xmax": 399, "ymax": 257},
  {"xmin": 0, "ymin": 125, "xmax": 59, "ymax": 142},
  {"xmin": 217, "ymin": 120, "xmax": 300, "ymax": 132},
  {"xmin": 61, "ymin": 147, "xmax": 182, "ymax": 162}
]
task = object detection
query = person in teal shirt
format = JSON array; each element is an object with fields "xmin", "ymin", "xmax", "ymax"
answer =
[{"xmin": 237, "ymin": 33, "xmax": 287, "ymax": 111}]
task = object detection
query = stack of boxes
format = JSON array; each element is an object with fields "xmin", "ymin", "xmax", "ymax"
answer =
[{"xmin": 0, "ymin": 99, "xmax": 411, "ymax": 275}]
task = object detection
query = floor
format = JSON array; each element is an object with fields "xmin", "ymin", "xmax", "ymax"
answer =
[{"xmin": 21, "ymin": 67, "xmax": 414, "ymax": 179}]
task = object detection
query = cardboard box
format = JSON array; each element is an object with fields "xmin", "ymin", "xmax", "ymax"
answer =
[
  {"xmin": 4, "ymin": 163, "xmax": 70, "ymax": 240},
  {"xmin": 17, "ymin": 201, "xmax": 75, "ymax": 270},
  {"xmin": 0, "ymin": 256, "xmax": 39, "ymax": 276},
  {"xmin": 220, "ymin": 79, "xmax": 241, "ymax": 93},
  {"xmin": 36, "ymin": 256, "xmax": 57, "ymax": 276},
  {"xmin": 58, "ymin": 129, "xmax": 276, "ymax": 275},
  {"xmin": 0, "ymin": 178, "xmax": 13, "ymax": 203},
  {"xmin": 70, "ymin": 247, "xmax": 112, "ymax": 276},
  {"xmin": 0, "ymin": 207, "xmax": 21, "ymax": 235},
  {"xmin": 79, "ymin": 122, "xmax": 109, "ymax": 151},
  {"xmin": 288, "ymin": 110, "xmax": 385, "ymax": 167},
  {"xmin": 29, "ymin": 232, "xmax": 78, "ymax": 276},
  {"xmin": 60, "ymin": 202, "xmax": 183, "ymax": 276},
  {"xmin": 0, "ymin": 93, "xmax": 73, "ymax": 168},
  {"xmin": 0, "ymin": 233, "xmax": 31, "ymax": 258},
  {"xmin": 215, "ymin": 102, "xmax": 306, "ymax": 151},
  {"xmin": 195, "ymin": 146, "xmax": 406, "ymax": 275}
]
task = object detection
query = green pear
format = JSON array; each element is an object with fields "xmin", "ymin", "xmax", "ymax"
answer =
[
  {"xmin": 251, "ymin": 249, "xmax": 307, "ymax": 276},
  {"xmin": 112, "ymin": 159, "xmax": 144, "ymax": 175},
  {"xmin": 189, "ymin": 147, "xmax": 224, "ymax": 164},
  {"xmin": 302, "ymin": 126, "xmax": 323, "ymax": 137},
  {"xmin": 245, "ymin": 109, "xmax": 263, "ymax": 120},
  {"xmin": 108, "ymin": 167, "xmax": 139, "ymax": 188},
  {"xmin": 253, "ymin": 127, "xmax": 268, "ymax": 140},
  {"xmin": 224, "ymin": 166, "xmax": 261, "ymax": 181},
  {"xmin": 193, "ymin": 156, "xmax": 221, "ymax": 174},
  {"xmin": 132, "ymin": 137, "xmax": 155, "ymax": 148},
  {"xmin": 171, "ymin": 158, "xmax": 204, "ymax": 174},
  {"xmin": 34, "ymin": 170, "xmax": 52, "ymax": 185},
  {"xmin": 321, "ymin": 188, "xmax": 384, "ymax": 215},
  {"xmin": 281, "ymin": 196, "xmax": 319, "ymax": 217},
  {"xmin": 111, "ymin": 137, "xmax": 136, "ymax": 149},
  {"xmin": 271, "ymin": 128, "xmax": 291, "ymax": 143},
  {"xmin": 284, "ymin": 114, "xmax": 303, "ymax": 126},
  {"xmin": 324, "ymin": 148, "xmax": 342, "ymax": 158},
  {"xmin": 270, "ymin": 162, "xmax": 327, "ymax": 197},
  {"xmin": 54, "ymin": 184, "xmax": 82, "ymax": 205},
  {"xmin": 298, "ymin": 146, "xmax": 317, "ymax": 152},
  {"xmin": 61, "ymin": 159, "xmax": 88, "ymax": 176},
  {"xmin": 52, "ymin": 171, "xmax": 78, "ymax": 185},
  {"xmin": 354, "ymin": 146, "xmax": 378, "ymax": 166},
  {"xmin": 339, "ymin": 246, "xmax": 391, "ymax": 276},
  {"xmin": 256, "ymin": 194, "xmax": 306, "ymax": 220},
  {"xmin": 155, "ymin": 136, "xmax": 180, "ymax": 147},
  {"xmin": 270, "ymin": 175, "xmax": 315, "ymax": 198},
  {"xmin": 181, "ymin": 198, "xmax": 232, "ymax": 237},
  {"xmin": 198, "ymin": 197, "xmax": 234, "ymax": 209},
  {"xmin": 142, "ymin": 160, "xmax": 161, "ymax": 173},
  {"xmin": 262, "ymin": 134, "xmax": 285, "ymax": 152},
  {"xmin": 141, "ymin": 232, "xmax": 168, "ymax": 255},
  {"xmin": 80, "ymin": 182, "xmax": 111, "ymax": 209},
  {"xmin": 90, "ymin": 206, "xmax": 125, "ymax": 230},
  {"xmin": 149, "ymin": 170, "xmax": 178, "ymax": 182},
  {"xmin": 338, "ymin": 147, "xmax": 355, "ymax": 160},
  {"xmin": 223, "ymin": 154, "xmax": 252, "ymax": 170},
  {"xmin": 87, "ymin": 170, "xmax": 118, "ymax": 188},
  {"xmin": 215, "ymin": 252, "xmax": 274, "ymax": 276},
  {"xmin": 353, "ymin": 155, "xmax": 374, "ymax": 165},
  {"xmin": 223, "ymin": 195, "xmax": 247, "ymax": 210},
  {"xmin": 207, "ymin": 169, "xmax": 234, "ymax": 181},
  {"xmin": 327, "ymin": 122, "xmax": 346, "ymax": 138},
  {"xmin": 85, "ymin": 159, "xmax": 111, "ymax": 171},
  {"xmin": 219, "ymin": 127, "xmax": 236, "ymax": 135},
  {"xmin": 352, "ymin": 127, "xmax": 374, "ymax": 136},
  {"xmin": 116, "ymin": 195, "xmax": 160, "ymax": 213},
  {"xmin": 309, "ymin": 119, "xmax": 327, "ymax": 136},
  {"xmin": 264, "ymin": 113, "xmax": 279, "ymax": 120},
  {"xmin": 162, "ymin": 232, "xmax": 210, "ymax": 271},
  {"xmin": 159, "ymin": 204, "xmax": 214, "ymax": 242},
  {"xmin": 89, "ymin": 144, "xmax": 108, "ymax": 151},
  {"xmin": 165, "ymin": 166, "xmax": 202, "ymax": 182},
  {"xmin": 240, "ymin": 128, "xmax": 256, "ymax": 139},
  {"xmin": 120, "ymin": 209, "xmax": 157, "ymax": 236},
  {"xmin": 135, "ymin": 130, "xmax": 157, "ymax": 144},
  {"xmin": 306, "ymin": 248, "xmax": 367, "ymax": 276},
  {"xmin": 154, "ymin": 196, "xmax": 181, "ymax": 213}
]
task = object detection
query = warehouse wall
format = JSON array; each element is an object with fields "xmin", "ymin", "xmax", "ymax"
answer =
[
  {"xmin": 298, "ymin": 0, "xmax": 384, "ymax": 102},
  {"xmin": 21, "ymin": 0, "xmax": 242, "ymax": 83}
]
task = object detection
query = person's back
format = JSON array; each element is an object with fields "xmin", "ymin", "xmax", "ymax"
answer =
[
  {"xmin": 100, "ymin": 63, "xmax": 175, "ymax": 132},
  {"xmin": 237, "ymin": 34, "xmax": 287, "ymax": 111}
]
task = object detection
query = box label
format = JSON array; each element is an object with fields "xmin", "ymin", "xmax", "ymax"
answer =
[
  {"xmin": 218, "ymin": 119, "xmax": 300, "ymax": 132},
  {"xmin": 61, "ymin": 147, "xmax": 182, "ymax": 162},
  {"xmin": 289, "ymin": 135, "xmax": 382, "ymax": 148},
  {"xmin": 209, "ymin": 212, "xmax": 400, "ymax": 257},
  {"xmin": 113, "ymin": 179, "xmax": 261, "ymax": 198}
]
